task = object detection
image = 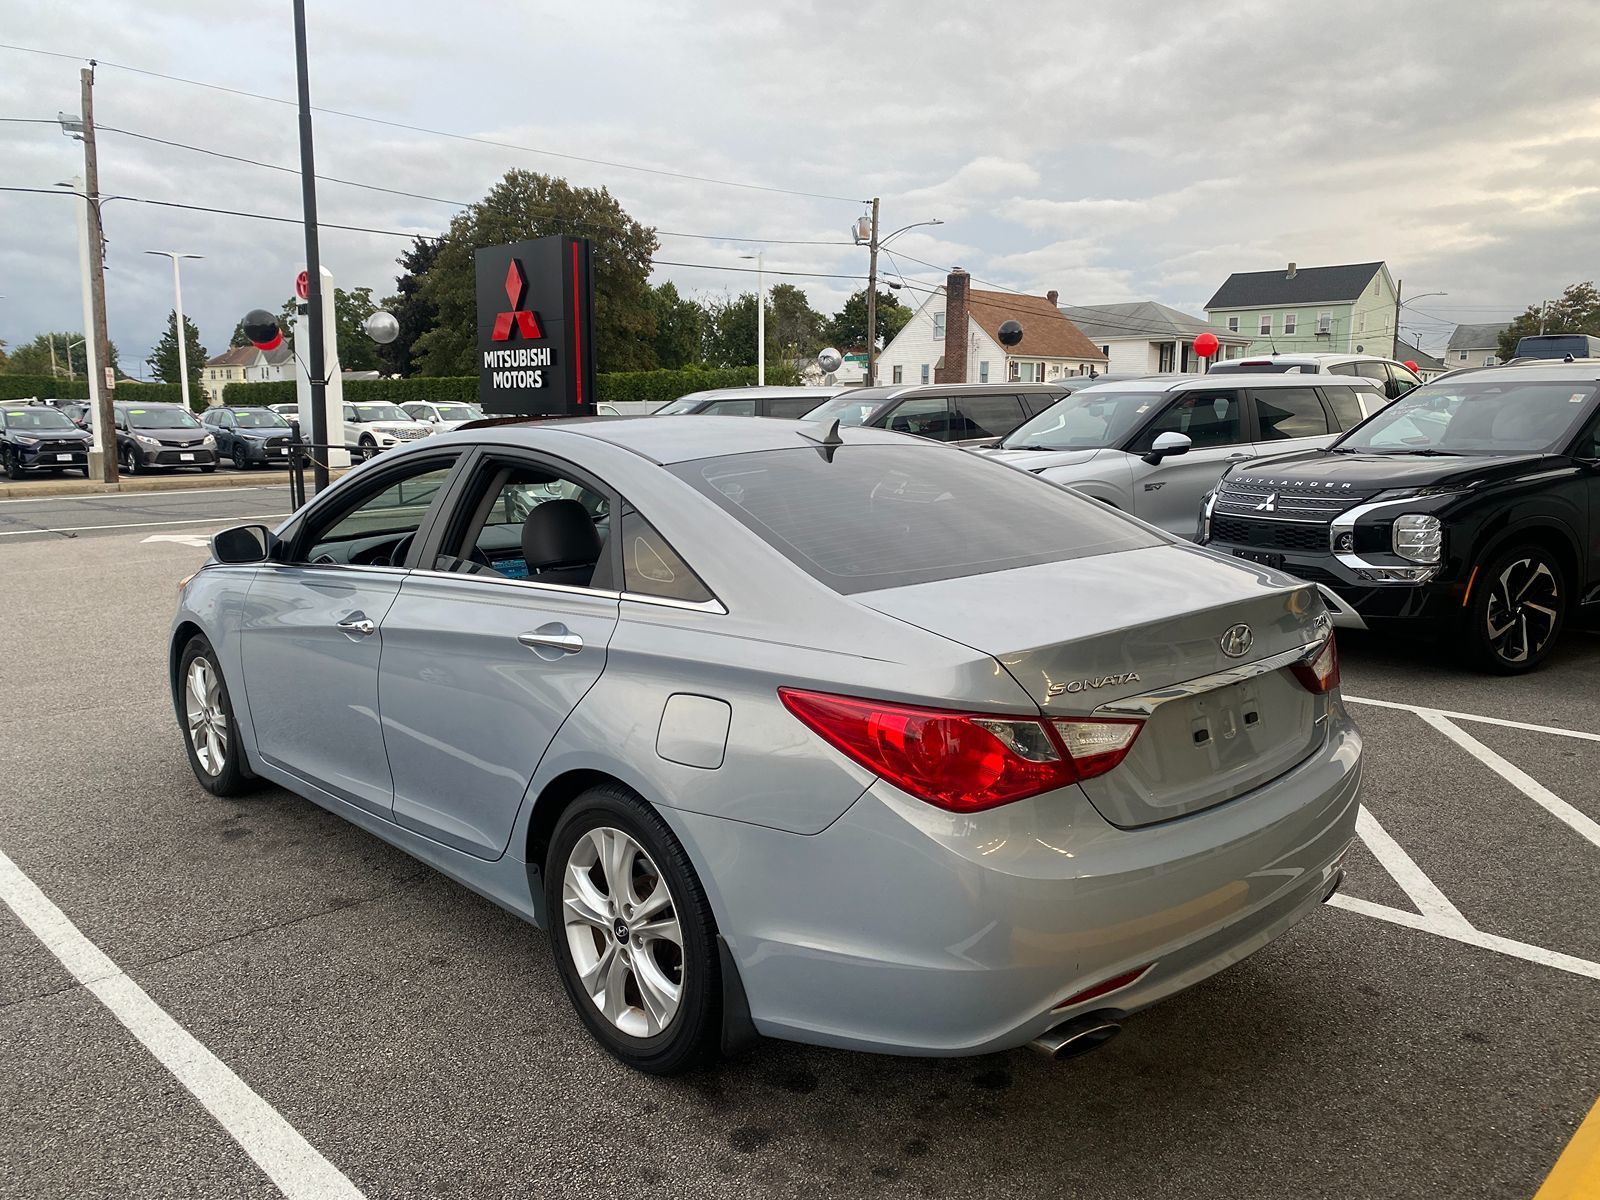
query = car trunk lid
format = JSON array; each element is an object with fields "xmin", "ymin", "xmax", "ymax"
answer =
[{"xmin": 854, "ymin": 544, "xmax": 1331, "ymax": 827}]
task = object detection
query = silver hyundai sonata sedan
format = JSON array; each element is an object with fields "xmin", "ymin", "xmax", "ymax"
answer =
[{"xmin": 171, "ymin": 415, "xmax": 1361, "ymax": 1074}]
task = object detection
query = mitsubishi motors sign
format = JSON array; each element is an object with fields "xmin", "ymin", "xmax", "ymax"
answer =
[{"xmin": 474, "ymin": 235, "xmax": 596, "ymax": 416}]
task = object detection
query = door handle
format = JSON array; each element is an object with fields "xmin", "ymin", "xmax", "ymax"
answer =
[
  {"xmin": 519, "ymin": 627, "xmax": 583, "ymax": 655},
  {"xmin": 1226, "ymin": 453, "xmax": 1256, "ymax": 461},
  {"xmin": 336, "ymin": 615, "xmax": 376, "ymax": 637}
]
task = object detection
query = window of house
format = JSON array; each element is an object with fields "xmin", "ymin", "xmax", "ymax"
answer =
[
  {"xmin": 1259, "ymin": 314, "xmax": 1273, "ymax": 335},
  {"xmin": 1284, "ymin": 312, "xmax": 1298, "ymax": 335},
  {"xmin": 1226, "ymin": 316, "xmax": 1240, "ymax": 333},
  {"xmin": 1317, "ymin": 312, "xmax": 1332, "ymax": 334},
  {"xmin": 1458, "ymin": 351, "xmax": 1469, "ymax": 361},
  {"xmin": 932, "ymin": 311, "xmax": 945, "ymax": 339},
  {"xmin": 1101, "ymin": 345, "xmax": 1111, "ymax": 356},
  {"xmin": 978, "ymin": 361, "xmax": 989, "ymax": 382},
  {"xmin": 1357, "ymin": 313, "xmax": 1366, "ymax": 333},
  {"xmin": 1484, "ymin": 356, "xmax": 1497, "ymax": 366},
  {"xmin": 892, "ymin": 365, "xmax": 903, "ymax": 384},
  {"xmin": 1017, "ymin": 362, "xmax": 1035, "ymax": 382},
  {"xmin": 920, "ymin": 364, "xmax": 930, "ymax": 384}
]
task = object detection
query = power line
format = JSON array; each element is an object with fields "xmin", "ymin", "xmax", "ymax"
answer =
[{"xmin": 0, "ymin": 40, "xmax": 868, "ymax": 206}]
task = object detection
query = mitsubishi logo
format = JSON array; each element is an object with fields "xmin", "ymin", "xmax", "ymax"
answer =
[
  {"xmin": 1253, "ymin": 491, "xmax": 1279, "ymax": 513},
  {"xmin": 1220, "ymin": 624, "xmax": 1254, "ymax": 658},
  {"xmin": 491, "ymin": 259, "xmax": 545, "ymax": 342}
]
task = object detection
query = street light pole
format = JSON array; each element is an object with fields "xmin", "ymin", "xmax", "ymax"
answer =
[
  {"xmin": 854, "ymin": 209, "xmax": 944, "ymax": 385},
  {"xmin": 145, "ymin": 252, "xmax": 204, "ymax": 409},
  {"xmin": 293, "ymin": 0, "xmax": 331, "ymax": 493},
  {"xmin": 741, "ymin": 252, "xmax": 765, "ymax": 385}
]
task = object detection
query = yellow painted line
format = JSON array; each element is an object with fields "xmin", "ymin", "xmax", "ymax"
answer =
[{"xmin": 1535, "ymin": 1095, "xmax": 1600, "ymax": 1200}]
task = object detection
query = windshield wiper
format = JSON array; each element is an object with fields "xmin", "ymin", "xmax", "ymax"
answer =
[
  {"xmin": 1004, "ymin": 443, "xmax": 1080, "ymax": 451},
  {"xmin": 1404, "ymin": 448, "xmax": 1463, "ymax": 456}
]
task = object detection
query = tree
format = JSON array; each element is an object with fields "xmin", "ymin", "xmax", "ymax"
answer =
[
  {"xmin": 649, "ymin": 281, "xmax": 705, "ymax": 370},
  {"xmin": 3, "ymin": 331, "xmax": 121, "ymax": 378},
  {"xmin": 825, "ymin": 288, "xmax": 911, "ymax": 352},
  {"xmin": 1498, "ymin": 281, "xmax": 1600, "ymax": 359},
  {"xmin": 767, "ymin": 282, "xmax": 826, "ymax": 363},
  {"xmin": 378, "ymin": 237, "xmax": 442, "ymax": 378},
  {"xmin": 702, "ymin": 292, "xmax": 759, "ymax": 367},
  {"xmin": 147, "ymin": 311, "xmax": 207, "ymax": 402},
  {"xmin": 414, "ymin": 169, "xmax": 659, "ymax": 376},
  {"xmin": 229, "ymin": 320, "xmax": 252, "ymax": 348}
]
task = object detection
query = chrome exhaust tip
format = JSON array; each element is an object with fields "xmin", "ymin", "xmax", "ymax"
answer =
[{"xmin": 1028, "ymin": 1011, "xmax": 1122, "ymax": 1060}]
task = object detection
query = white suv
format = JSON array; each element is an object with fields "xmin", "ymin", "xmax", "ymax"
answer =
[
  {"xmin": 1209, "ymin": 352, "xmax": 1423, "ymax": 400},
  {"xmin": 978, "ymin": 374, "xmax": 1388, "ymax": 540}
]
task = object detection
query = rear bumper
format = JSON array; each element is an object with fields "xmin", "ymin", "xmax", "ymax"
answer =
[{"xmin": 673, "ymin": 712, "xmax": 1362, "ymax": 1056}]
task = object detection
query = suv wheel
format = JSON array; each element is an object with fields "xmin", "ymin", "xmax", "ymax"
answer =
[
  {"xmin": 2, "ymin": 446, "xmax": 22, "ymax": 480},
  {"xmin": 1466, "ymin": 544, "xmax": 1566, "ymax": 673},
  {"xmin": 121, "ymin": 444, "xmax": 140, "ymax": 475},
  {"xmin": 177, "ymin": 635, "xmax": 254, "ymax": 796},
  {"xmin": 545, "ymin": 784, "xmax": 721, "ymax": 1074}
]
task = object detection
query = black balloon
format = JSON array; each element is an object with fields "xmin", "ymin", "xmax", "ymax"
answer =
[
  {"xmin": 998, "ymin": 319, "xmax": 1024, "ymax": 347},
  {"xmin": 242, "ymin": 309, "xmax": 282, "ymax": 350}
]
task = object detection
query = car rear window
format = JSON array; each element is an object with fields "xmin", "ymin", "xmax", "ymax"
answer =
[{"xmin": 671, "ymin": 445, "xmax": 1161, "ymax": 595}]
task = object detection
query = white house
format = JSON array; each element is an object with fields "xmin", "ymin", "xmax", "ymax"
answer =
[
  {"xmin": 876, "ymin": 271, "xmax": 1105, "ymax": 386},
  {"xmin": 1444, "ymin": 322, "xmax": 1511, "ymax": 370},
  {"xmin": 1065, "ymin": 301, "xmax": 1252, "ymax": 374},
  {"xmin": 201, "ymin": 343, "xmax": 296, "ymax": 405}
]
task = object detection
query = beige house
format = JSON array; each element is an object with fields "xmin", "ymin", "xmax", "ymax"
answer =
[{"xmin": 201, "ymin": 346, "xmax": 255, "ymax": 406}]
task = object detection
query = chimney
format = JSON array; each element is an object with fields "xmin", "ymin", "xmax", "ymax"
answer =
[
  {"xmin": 935, "ymin": 267, "xmax": 970, "ymax": 383},
  {"xmin": 1047, "ymin": 289, "xmax": 1059, "ymax": 307},
  {"xmin": 1286, "ymin": 262, "xmax": 1297, "ymax": 280}
]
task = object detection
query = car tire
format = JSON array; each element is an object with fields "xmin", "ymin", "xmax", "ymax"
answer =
[
  {"xmin": 2, "ymin": 447, "xmax": 22, "ymax": 480},
  {"xmin": 177, "ymin": 635, "xmax": 255, "ymax": 797},
  {"xmin": 1464, "ymin": 544, "xmax": 1566, "ymax": 674},
  {"xmin": 358, "ymin": 435, "xmax": 377, "ymax": 461},
  {"xmin": 544, "ymin": 783, "xmax": 722, "ymax": 1075},
  {"xmin": 121, "ymin": 445, "xmax": 140, "ymax": 475}
]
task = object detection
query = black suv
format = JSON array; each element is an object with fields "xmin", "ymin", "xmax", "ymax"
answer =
[
  {"xmin": 201, "ymin": 405, "xmax": 297, "ymax": 468},
  {"xmin": 1199, "ymin": 362, "xmax": 1600, "ymax": 672},
  {"xmin": 1, "ymin": 402, "xmax": 93, "ymax": 477}
]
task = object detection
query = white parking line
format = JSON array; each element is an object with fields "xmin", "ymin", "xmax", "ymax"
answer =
[
  {"xmin": 1329, "ymin": 895, "xmax": 1600, "ymax": 983},
  {"xmin": 0, "ymin": 514, "xmax": 288, "ymax": 537},
  {"xmin": 1346, "ymin": 695, "xmax": 1600, "ymax": 743},
  {"xmin": 0, "ymin": 847, "xmax": 364, "ymax": 1200},
  {"xmin": 1416, "ymin": 711, "xmax": 1600, "ymax": 851},
  {"xmin": 0, "ymin": 486, "xmax": 272, "ymax": 504},
  {"xmin": 1353, "ymin": 807, "xmax": 1468, "ymax": 928}
]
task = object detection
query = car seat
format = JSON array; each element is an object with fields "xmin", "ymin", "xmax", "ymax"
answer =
[{"xmin": 521, "ymin": 498, "xmax": 602, "ymax": 587}]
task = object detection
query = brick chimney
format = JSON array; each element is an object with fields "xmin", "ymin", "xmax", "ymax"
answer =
[
  {"xmin": 935, "ymin": 268, "xmax": 970, "ymax": 383},
  {"xmin": 1047, "ymin": 290, "xmax": 1059, "ymax": 307}
]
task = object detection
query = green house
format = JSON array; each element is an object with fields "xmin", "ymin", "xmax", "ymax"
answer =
[{"xmin": 1204, "ymin": 261, "xmax": 1398, "ymax": 360}]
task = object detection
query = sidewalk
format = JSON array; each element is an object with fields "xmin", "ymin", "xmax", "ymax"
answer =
[{"xmin": 0, "ymin": 468, "xmax": 349, "ymax": 501}]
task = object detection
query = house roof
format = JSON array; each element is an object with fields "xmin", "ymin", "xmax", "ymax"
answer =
[
  {"xmin": 966, "ymin": 288, "xmax": 1105, "ymax": 361},
  {"xmin": 1205, "ymin": 262, "xmax": 1386, "ymax": 310},
  {"xmin": 1445, "ymin": 321, "xmax": 1511, "ymax": 351},
  {"xmin": 1061, "ymin": 300, "xmax": 1248, "ymax": 343},
  {"xmin": 205, "ymin": 345, "xmax": 258, "ymax": 368},
  {"xmin": 1395, "ymin": 337, "xmax": 1445, "ymax": 371}
]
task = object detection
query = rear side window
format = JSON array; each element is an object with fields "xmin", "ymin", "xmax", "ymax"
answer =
[
  {"xmin": 766, "ymin": 397, "xmax": 816, "ymax": 420},
  {"xmin": 1353, "ymin": 362, "xmax": 1388, "ymax": 384},
  {"xmin": 671, "ymin": 446, "xmax": 1160, "ymax": 595},
  {"xmin": 1321, "ymin": 386, "xmax": 1365, "ymax": 430},
  {"xmin": 619, "ymin": 507, "xmax": 714, "ymax": 603},
  {"xmin": 703, "ymin": 399, "xmax": 758, "ymax": 416},
  {"xmin": 951, "ymin": 394, "xmax": 1025, "ymax": 439},
  {"xmin": 1254, "ymin": 387, "xmax": 1331, "ymax": 439}
]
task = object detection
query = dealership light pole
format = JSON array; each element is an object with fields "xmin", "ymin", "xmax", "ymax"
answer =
[
  {"xmin": 145, "ymin": 251, "xmax": 204, "ymax": 409},
  {"xmin": 741, "ymin": 252, "xmax": 765, "ymax": 385}
]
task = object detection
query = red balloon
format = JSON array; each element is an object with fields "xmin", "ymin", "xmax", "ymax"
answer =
[
  {"xmin": 1193, "ymin": 331, "xmax": 1220, "ymax": 358},
  {"xmin": 1404, "ymin": 360, "xmax": 1418, "ymax": 371}
]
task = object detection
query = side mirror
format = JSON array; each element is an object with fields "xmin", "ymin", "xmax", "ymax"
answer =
[
  {"xmin": 1143, "ymin": 431, "xmax": 1192, "ymax": 465},
  {"xmin": 211, "ymin": 523, "xmax": 274, "ymax": 564}
]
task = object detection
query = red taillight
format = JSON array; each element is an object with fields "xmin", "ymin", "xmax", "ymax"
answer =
[
  {"xmin": 1290, "ymin": 633, "xmax": 1340, "ymax": 694},
  {"xmin": 778, "ymin": 689, "xmax": 1143, "ymax": 813}
]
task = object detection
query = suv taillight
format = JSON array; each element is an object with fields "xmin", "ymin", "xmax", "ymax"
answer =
[
  {"xmin": 1289, "ymin": 634, "xmax": 1340, "ymax": 695},
  {"xmin": 778, "ymin": 688, "xmax": 1143, "ymax": 813}
]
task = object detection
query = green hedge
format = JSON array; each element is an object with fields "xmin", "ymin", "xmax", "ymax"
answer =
[
  {"xmin": 0, "ymin": 375, "xmax": 90, "ymax": 401},
  {"xmin": 221, "ymin": 365, "xmax": 784, "ymax": 409},
  {"xmin": 116, "ymin": 381, "xmax": 187, "ymax": 407}
]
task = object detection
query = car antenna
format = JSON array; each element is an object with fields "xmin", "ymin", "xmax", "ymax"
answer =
[{"xmin": 797, "ymin": 417, "xmax": 845, "ymax": 461}]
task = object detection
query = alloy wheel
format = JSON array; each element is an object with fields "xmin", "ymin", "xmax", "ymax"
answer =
[
  {"xmin": 561, "ymin": 826, "xmax": 684, "ymax": 1038},
  {"xmin": 184, "ymin": 656, "xmax": 229, "ymax": 776},
  {"xmin": 1484, "ymin": 556, "xmax": 1559, "ymax": 665}
]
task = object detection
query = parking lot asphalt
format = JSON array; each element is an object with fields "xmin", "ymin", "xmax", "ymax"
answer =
[
  {"xmin": 0, "ymin": 484, "xmax": 294, "ymax": 543},
  {"xmin": 1, "ymin": 529, "xmax": 1596, "ymax": 1199}
]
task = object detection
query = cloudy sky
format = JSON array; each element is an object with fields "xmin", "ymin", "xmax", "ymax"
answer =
[{"xmin": 4, "ymin": 0, "xmax": 1599, "ymax": 374}]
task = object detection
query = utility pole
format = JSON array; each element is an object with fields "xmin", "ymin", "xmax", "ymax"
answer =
[
  {"xmin": 48, "ymin": 333, "xmax": 59, "ymax": 379},
  {"xmin": 80, "ymin": 66, "xmax": 118, "ymax": 483},
  {"xmin": 864, "ymin": 197, "xmax": 880, "ymax": 386},
  {"xmin": 1539, "ymin": 299, "xmax": 1548, "ymax": 335},
  {"xmin": 1392, "ymin": 278, "xmax": 1403, "ymax": 360},
  {"xmin": 293, "ymin": 0, "xmax": 330, "ymax": 493}
]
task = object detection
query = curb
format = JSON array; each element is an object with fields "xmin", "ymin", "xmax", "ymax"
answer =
[{"xmin": 0, "ymin": 469, "xmax": 350, "ymax": 501}]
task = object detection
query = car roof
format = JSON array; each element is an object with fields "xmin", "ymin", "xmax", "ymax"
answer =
[
  {"xmin": 845, "ymin": 382, "xmax": 1073, "ymax": 401},
  {"xmin": 1071, "ymin": 373, "xmax": 1373, "ymax": 395},
  {"xmin": 466, "ymin": 414, "xmax": 913, "ymax": 465},
  {"xmin": 1435, "ymin": 361, "xmax": 1600, "ymax": 383},
  {"xmin": 679, "ymin": 386, "xmax": 846, "ymax": 402}
]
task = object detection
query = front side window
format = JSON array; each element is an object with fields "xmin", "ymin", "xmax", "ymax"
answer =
[
  {"xmin": 298, "ymin": 460, "xmax": 456, "ymax": 565},
  {"xmin": 672, "ymin": 446, "xmax": 1160, "ymax": 595},
  {"xmin": 1139, "ymin": 392, "xmax": 1244, "ymax": 449},
  {"xmin": 1253, "ymin": 387, "xmax": 1331, "ymax": 440},
  {"xmin": 882, "ymin": 397, "xmax": 952, "ymax": 440},
  {"xmin": 1337, "ymin": 381, "xmax": 1598, "ymax": 455}
]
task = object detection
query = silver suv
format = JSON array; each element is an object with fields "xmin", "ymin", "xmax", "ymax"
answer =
[
  {"xmin": 979, "ymin": 374, "xmax": 1387, "ymax": 539},
  {"xmin": 1208, "ymin": 352, "xmax": 1423, "ymax": 400}
]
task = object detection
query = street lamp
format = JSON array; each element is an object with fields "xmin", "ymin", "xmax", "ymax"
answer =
[
  {"xmin": 145, "ymin": 251, "xmax": 204, "ymax": 409},
  {"xmin": 853, "ymin": 211, "xmax": 943, "ymax": 384},
  {"xmin": 740, "ymin": 252, "xmax": 765, "ymax": 386}
]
